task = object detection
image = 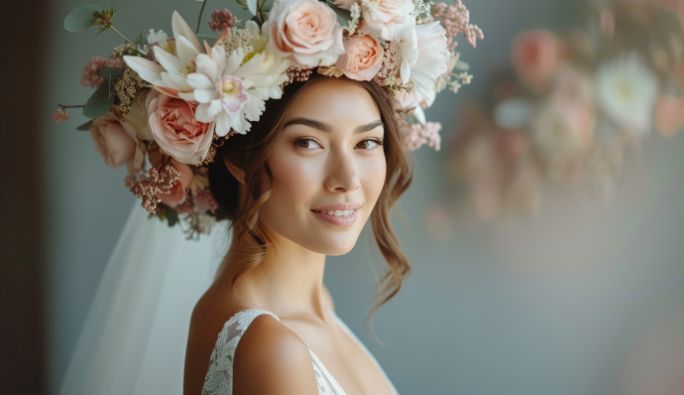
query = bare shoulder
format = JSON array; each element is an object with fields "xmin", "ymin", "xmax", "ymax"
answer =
[{"xmin": 232, "ymin": 314, "xmax": 319, "ymax": 395}]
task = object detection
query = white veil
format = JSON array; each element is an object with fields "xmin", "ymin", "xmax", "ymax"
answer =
[{"xmin": 59, "ymin": 204, "xmax": 228, "ymax": 394}]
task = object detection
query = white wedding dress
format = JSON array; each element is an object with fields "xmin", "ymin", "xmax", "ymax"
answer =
[{"xmin": 201, "ymin": 309, "xmax": 400, "ymax": 395}]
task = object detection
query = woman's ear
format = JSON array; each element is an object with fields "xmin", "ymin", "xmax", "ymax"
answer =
[{"xmin": 223, "ymin": 158, "xmax": 246, "ymax": 184}]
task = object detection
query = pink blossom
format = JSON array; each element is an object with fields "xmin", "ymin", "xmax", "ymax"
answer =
[
  {"xmin": 403, "ymin": 122, "xmax": 442, "ymax": 151},
  {"xmin": 511, "ymin": 30, "xmax": 561, "ymax": 92},
  {"xmin": 208, "ymin": 9, "xmax": 234, "ymax": 32},
  {"xmin": 147, "ymin": 91, "xmax": 214, "ymax": 165},
  {"xmin": 432, "ymin": 0, "xmax": 484, "ymax": 49},
  {"xmin": 336, "ymin": 34, "xmax": 384, "ymax": 81},
  {"xmin": 52, "ymin": 108, "xmax": 69, "ymax": 123},
  {"xmin": 193, "ymin": 189, "xmax": 219, "ymax": 213},
  {"xmin": 655, "ymin": 95, "xmax": 684, "ymax": 136},
  {"xmin": 80, "ymin": 56, "xmax": 124, "ymax": 88},
  {"xmin": 156, "ymin": 159, "xmax": 194, "ymax": 208},
  {"xmin": 268, "ymin": 0, "xmax": 345, "ymax": 67}
]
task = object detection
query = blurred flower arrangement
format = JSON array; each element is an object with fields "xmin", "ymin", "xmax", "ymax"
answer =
[{"xmin": 443, "ymin": 0, "xmax": 684, "ymax": 221}]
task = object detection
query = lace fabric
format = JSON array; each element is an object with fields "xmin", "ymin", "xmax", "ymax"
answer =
[{"xmin": 201, "ymin": 309, "xmax": 399, "ymax": 395}]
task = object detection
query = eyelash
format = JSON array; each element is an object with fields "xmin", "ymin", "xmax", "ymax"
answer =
[{"xmin": 294, "ymin": 138, "xmax": 384, "ymax": 151}]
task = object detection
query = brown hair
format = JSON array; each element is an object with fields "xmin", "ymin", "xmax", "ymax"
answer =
[{"xmin": 208, "ymin": 75, "xmax": 413, "ymax": 320}]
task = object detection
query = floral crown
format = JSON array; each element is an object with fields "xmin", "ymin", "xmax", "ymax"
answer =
[{"xmin": 55, "ymin": 0, "xmax": 482, "ymax": 238}]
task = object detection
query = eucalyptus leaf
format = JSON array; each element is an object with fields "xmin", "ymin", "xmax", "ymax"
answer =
[
  {"xmin": 63, "ymin": 4, "xmax": 103, "ymax": 33},
  {"xmin": 98, "ymin": 67, "xmax": 123, "ymax": 83},
  {"xmin": 76, "ymin": 120, "xmax": 93, "ymax": 131},
  {"xmin": 83, "ymin": 83, "xmax": 115, "ymax": 119}
]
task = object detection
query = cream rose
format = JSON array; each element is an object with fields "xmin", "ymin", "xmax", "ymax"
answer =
[
  {"xmin": 360, "ymin": 0, "xmax": 415, "ymax": 41},
  {"xmin": 156, "ymin": 159, "xmax": 194, "ymax": 208},
  {"xmin": 90, "ymin": 112, "xmax": 137, "ymax": 167},
  {"xmin": 147, "ymin": 91, "xmax": 214, "ymax": 165},
  {"xmin": 336, "ymin": 34, "xmax": 384, "ymax": 81},
  {"xmin": 333, "ymin": 0, "xmax": 357, "ymax": 9},
  {"xmin": 268, "ymin": 0, "xmax": 345, "ymax": 67}
]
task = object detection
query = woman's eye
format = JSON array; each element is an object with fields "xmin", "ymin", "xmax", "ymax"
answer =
[
  {"xmin": 357, "ymin": 138, "xmax": 384, "ymax": 150},
  {"xmin": 294, "ymin": 138, "xmax": 322, "ymax": 150}
]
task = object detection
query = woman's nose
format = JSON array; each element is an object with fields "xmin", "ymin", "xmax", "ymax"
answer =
[{"xmin": 324, "ymin": 150, "xmax": 361, "ymax": 193}]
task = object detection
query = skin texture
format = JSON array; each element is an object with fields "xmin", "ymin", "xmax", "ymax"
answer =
[{"xmin": 184, "ymin": 78, "xmax": 395, "ymax": 395}]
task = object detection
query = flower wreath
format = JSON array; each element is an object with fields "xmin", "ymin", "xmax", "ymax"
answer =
[{"xmin": 55, "ymin": 0, "xmax": 483, "ymax": 238}]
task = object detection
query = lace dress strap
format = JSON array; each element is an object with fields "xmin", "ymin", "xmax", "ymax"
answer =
[{"xmin": 201, "ymin": 308, "xmax": 280, "ymax": 394}]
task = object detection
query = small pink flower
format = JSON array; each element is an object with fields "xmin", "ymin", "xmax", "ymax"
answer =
[
  {"xmin": 655, "ymin": 95, "xmax": 684, "ymax": 136},
  {"xmin": 156, "ymin": 159, "xmax": 194, "ymax": 208},
  {"xmin": 193, "ymin": 189, "xmax": 219, "ymax": 213},
  {"xmin": 90, "ymin": 112, "xmax": 137, "ymax": 167},
  {"xmin": 52, "ymin": 108, "xmax": 69, "ymax": 123},
  {"xmin": 80, "ymin": 56, "xmax": 124, "ymax": 88},
  {"xmin": 147, "ymin": 91, "xmax": 214, "ymax": 165},
  {"xmin": 268, "ymin": 0, "xmax": 345, "ymax": 67},
  {"xmin": 336, "ymin": 34, "xmax": 384, "ymax": 81},
  {"xmin": 208, "ymin": 9, "xmax": 234, "ymax": 32},
  {"xmin": 511, "ymin": 30, "xmax": 561, "ymax": 92}
]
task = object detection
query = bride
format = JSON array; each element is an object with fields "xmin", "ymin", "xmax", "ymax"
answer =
[
  {"xmin": 57, "ymin": 0, "xmax": 481, "ymax": 393},
  {"xmin": 189, "ymin": 74, "xmax": 408, "ymax": 394}
]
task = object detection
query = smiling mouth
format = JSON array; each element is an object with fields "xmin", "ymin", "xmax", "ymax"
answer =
[{"xmin": 311, "ymin": 209, "xmax": 359, "ymax": 226}]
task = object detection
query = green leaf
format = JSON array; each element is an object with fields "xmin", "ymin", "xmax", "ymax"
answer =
[
  {"xmin": 98, "ymin": 67, "xmax": 123, "ymax": 83},
  {"xmin": 331, "ymin": 6, "xmax": 351, "ymax": 29},
  {"xmin": 83, "ymin": 83, "xmax": 115, "ymax": 118},
  {"xmin": 164, "ymin": 207, "xmax": 180, "ymax": 227},
  {"xmin": 76, "ymin": 120, "xmax": 93, "ymax": 131},
  {"xmin": 63, "ymin": 4, "xmax": 103, "ymax": 33}
]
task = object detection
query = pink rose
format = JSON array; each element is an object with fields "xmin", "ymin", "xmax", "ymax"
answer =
[
  {"xmin": 147, "ymin": 91, "xmax": 214, "ymax": 165},
  {"xmin": 90, "ymin": 112, "xmax": 137, "ymax": 167},
  {"xmin": 268, "ymin": 0, "xmax": 345, "ymax": 67},
  {"xmin": 511, "ymin": 30, "xmax": 561, "ymax": 92},
  {"xmin": 360, "ymin": 0, "xmax": 415, "ymax": 40},
  {"xmin": 336, "ymin": 34, "xmax": 384, "ymax": 81},
  {"xmin": 655, "ymin": 95, "xmax": 684, "ymax": 136},
  {"xmin": 156, "ymin": 159, "xmax": 194, "ymax": 208}
]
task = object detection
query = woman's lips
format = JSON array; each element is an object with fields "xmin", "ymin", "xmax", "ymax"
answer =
[{"xmin": 311, "ymin": 209, "xmax": 359, "ymax": 226}]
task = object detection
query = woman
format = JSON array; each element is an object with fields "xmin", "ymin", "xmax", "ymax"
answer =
[
  {"xmin": 57, "ymin": 1, "xmax": 480, "ymax": 393},
  {"xmin": 186, "ymin": 75, "xmax": 410, "ymax": 395}
]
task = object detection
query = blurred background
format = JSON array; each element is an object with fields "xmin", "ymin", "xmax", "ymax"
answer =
[{"xmin": 3, "ymin": 0, "xmax": 684, "ymax": 394}]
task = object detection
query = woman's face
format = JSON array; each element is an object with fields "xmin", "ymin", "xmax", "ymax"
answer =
[{"xmin": 259, "ymin": 78, "xmax": 387, "ymax": 255}]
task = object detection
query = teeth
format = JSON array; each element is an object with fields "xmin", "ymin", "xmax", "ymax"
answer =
[{"xmin": 319, "ymin": 209, "xmax": 354, "ymax": 217}]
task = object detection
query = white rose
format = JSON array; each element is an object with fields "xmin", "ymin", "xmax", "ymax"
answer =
[{"xmin": 360, "ymin": 0, "xmax": 415, "ymax": 41}]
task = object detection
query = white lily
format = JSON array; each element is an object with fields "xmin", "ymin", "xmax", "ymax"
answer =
[{"xmin": 124, "ymin": 11, "xmax": 204, "ymax": 98}]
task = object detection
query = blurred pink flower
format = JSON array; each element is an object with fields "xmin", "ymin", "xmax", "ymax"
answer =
[
  {"xmin": 156, "ymin": 159, "xmax": 194, "ymax": 208},
  {"xmin": 80, "ymin": 56, "xmax": 124, "ymax": 87},
  {"xmin": 208, "ymin": 9, "xmax": 234, "ymax": 32},
  {"xmin": 655, "ymin": 95, "xmax": 684, "ymax": 136},
  {"xmin": 511, "ymin": 30, "xmax": 562, "ymax": 92},
  {"xmin": 336, "ymin": 34, "xmax": 384, "ymax": 81},
  {"xmin": 90, "ymin": 112, "xmax": 137, "ymax": 167},
  {"xmin": 52, "ymin": 108, "xmax": 69, "ymax": 123}
]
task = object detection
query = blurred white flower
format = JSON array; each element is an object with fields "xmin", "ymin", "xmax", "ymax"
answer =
[
  {"xmin": 146, "ymin": 29, "xmax": 168, "ymax": 45},
  {"xmin": 594, "ymin": 54, "xmax": 658, "ymax": 137}
]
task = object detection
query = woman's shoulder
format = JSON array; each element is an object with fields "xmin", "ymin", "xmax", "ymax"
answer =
[{"xmin": 231, "ymin": 312, "xmax": 319, "ymax": 393}]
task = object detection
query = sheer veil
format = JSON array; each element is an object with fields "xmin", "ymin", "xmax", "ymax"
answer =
[{"xmin": 59, "ymin": 204, "xmax": 228, "ymax": 394}]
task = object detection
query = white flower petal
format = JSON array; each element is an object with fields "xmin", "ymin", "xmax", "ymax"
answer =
[
  {"xmin": 153, "ymin": 46, "xmax": 184, "ymax": 73},
  {"xmin": 171, "ymin": 11, "xmax": 201, "ymax": 52},
  {"xmin": 187, "ymin": 73, "xmax": 214, "ymax": 90},
  {"xmin": 175, "ymin": 35, "xmax": 201, "ymax": 65},
  {"xmin": 123, "ymin": 55, "xmax": 163, "ymax": 84},
  {"xmin": 193, "ymin": 89, "xmax": 216, "ymax": 103}
]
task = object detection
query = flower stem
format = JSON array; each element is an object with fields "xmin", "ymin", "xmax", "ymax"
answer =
[
  {"xmin": 109, "ymin": 25, "xmax": 136, "ymax": 46},
  {"xmin": 196, "ymin": 0, "xmax": 209, "ymax": 33},
  {"xmin": 58, "ymin": 104, "xmax": 85, "ymax": 109}
]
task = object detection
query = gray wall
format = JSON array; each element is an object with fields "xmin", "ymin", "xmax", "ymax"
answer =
[{"xmin": 45, "ymin": 1, "xmax": 684, "ymax": 394}]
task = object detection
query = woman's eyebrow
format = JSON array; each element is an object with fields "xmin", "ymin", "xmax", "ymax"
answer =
[{"xmin": 282, "ymin": 117, "xmax": 383, "ymax": 133}]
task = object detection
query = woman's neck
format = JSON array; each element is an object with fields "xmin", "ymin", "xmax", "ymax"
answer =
[{"xmin": 214, "ymin": 228, "xmax": 329, "ymax": 322}]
